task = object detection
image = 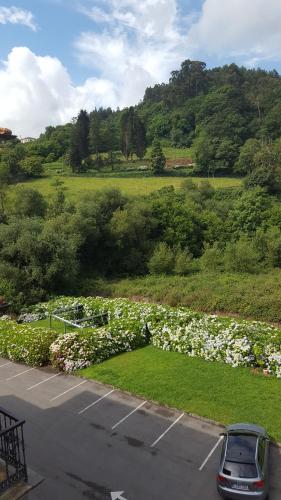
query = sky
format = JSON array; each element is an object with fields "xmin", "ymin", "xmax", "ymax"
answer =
[{"xmin": 1, "ymin": 0, "xmax": 281, "ymax": 137}]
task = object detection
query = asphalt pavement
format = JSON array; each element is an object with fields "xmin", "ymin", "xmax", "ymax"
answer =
[{"xmin": 0, "ymin": 357, "xmax": 281, "ymax": 500}]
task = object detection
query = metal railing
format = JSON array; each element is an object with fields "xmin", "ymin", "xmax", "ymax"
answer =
[{"xmin": 0, "ymin": 408, "xmax": 28, "ymax": 493}]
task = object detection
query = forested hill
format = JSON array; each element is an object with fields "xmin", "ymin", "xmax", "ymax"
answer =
[
  {"xmin": 139, "ymin": 61, "xmax": 281, "ymax": 175},
  {"xmin": 4, "ymin": 60, "xmax": 281, "ymax": 183}
]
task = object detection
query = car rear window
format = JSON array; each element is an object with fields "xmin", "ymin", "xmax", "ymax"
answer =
[
  {"xmin": 223, "ymin": 461, "xmax": 258, "ymax": 478},
  {"xmin": 225, "ymin": 434, "xmax": 257, "ymax": 463}
]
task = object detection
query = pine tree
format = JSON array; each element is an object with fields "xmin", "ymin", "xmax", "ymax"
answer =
[
  {"xmin": 151, "ymin": 138, "xmax": 166, "ymax": 174},
  {"xmin": 76, "ymin": 109, "xmax": 90, "ymax": 160},
  {"xmin": 120, "ymin": 107, "xmax": 135, "ymax": 160},
  {"xmin": 68, "ymin": 136, "xmax": 82, "ymax": 173},
  {"xmin": 134, "ymin": 115, "xmax": 147, "ymax": 159},
  {"xmin": 89, "ymin": 111, "xmax": 102, "ymax": 159},
  {"xmin": 120, "ymin": 107, "xmax": 146, "ymax": 160}
]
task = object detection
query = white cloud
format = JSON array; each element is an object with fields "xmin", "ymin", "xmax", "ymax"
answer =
[
  {"xmin": 3, "ymin": 1, "xmax": 281, "ymax": 138},
  {"xmin": 75, "ymin": 0, "xmax": 188, "ymax": 108},
  {"xmin": 0, "ymin": 1, "xmax": 193, "ymax": 137},
  {"xmin": 0, "ymin": 6, "xmax": 37, "ymax": 31},
  {"xmin": 187, "ymin": 0, "xmax": 281, "ymax": 63},
  {"xmin": 0, "ymin": 47, "xmax": 117, "ymax": 137}
]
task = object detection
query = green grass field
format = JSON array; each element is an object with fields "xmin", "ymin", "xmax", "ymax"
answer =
[
  {"xmin": 16, "ymin": 175, "xmax": 242, "ymax": 198},
  {"xmin": 30, "ymin": 318, "xmax": 102, "ymax": 334},
  {"xmin": 79, "ymin": 345, "xmax": 281, "ymax": 442},
  {"xmin": 145, "ymin": 146, "xmax": 194, "ymax": 159},
  {"xmin": 31, "ymin": 318, "xmax": 77, "ymax": 333}
]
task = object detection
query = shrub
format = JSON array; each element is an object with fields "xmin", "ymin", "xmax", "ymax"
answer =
[
  {"xmin": 174, "ymin": 249, "xmax": 193, "ymax": 275},
  {"xmin": 200, "ymin": 243, "xmax": 224, "ymax": 272},
  {"xmin": 148, "ymin": 242, "xmax": 174, "ymax": 274},
  {"xmin": 150, "ymin": 314, "xmax": 281, "ymax": 377},
  {"xmin": 224, "ymin": 237, "xmax": 261, "ymax": 273},
  {"xmin": 50, "ymin": 318, "xmax": 147, "ymax": 371},
  {"xmin": 0, "ymin": 318, "xmax": 57, "ymax": 365}
]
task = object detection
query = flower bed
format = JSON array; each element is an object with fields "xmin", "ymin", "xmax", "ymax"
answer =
[
  {"xmin": 30, "ymin": 296, "xmax": 281, "ymax": 377},
  {"xmin": 50, "ymin": 318, "xmax": 147, "ymax": 371},
  {"xmin": 150, "ymin": 315, "xmax": 281, "ymax": 377},
  {"xmin": 0, "ymin": 317, "xmax": 57, "ymax": 366}
]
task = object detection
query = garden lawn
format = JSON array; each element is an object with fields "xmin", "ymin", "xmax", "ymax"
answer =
[
  {"xmin": 29, "ymin": 318, "xmax": 99, "ymax": 335},
  {"xmin": 15, "ymin": 176, "xmax": 242, "ymax": 199},
  {"xmin": 29, "ymin": 318, "xmax": 77, "ymax": 334},
  {"xmin": 79, "ymin": 345, "xmax": 281, "ymax": 443}
]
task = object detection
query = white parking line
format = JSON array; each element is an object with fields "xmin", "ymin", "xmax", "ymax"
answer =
[
  {"xmin": 26, "ymin": 373, "xmax": 61, "ymax": 391},
  {"xmin": 151, "ymin": 413, "xmax": 185, "ymax": 448},
  {"xmin": 78, "ymin": 389, "xmax": 115, "ymax": 415},
  {"xmin": 6, "ymin": 368, "xmax": 35, "ymax": 381},
  {"xmin": 112, "ymin": 401, "xmax": 147, "ymax": 430},
  {"xmin": 199, "ymin": 435, "xmax": 223, "ymax": 471},
  {"xmin": 0, "ymin": 361, "xmax": 12, "ymax": 368},
  {"xmin": 50, "ymin": 380, "xmax": 87, "ymax": 401}
]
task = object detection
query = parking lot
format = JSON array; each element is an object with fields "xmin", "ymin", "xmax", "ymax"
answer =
[{"xmin": 1, "ymin": 357, "xmax": 281, "ymax": 500}]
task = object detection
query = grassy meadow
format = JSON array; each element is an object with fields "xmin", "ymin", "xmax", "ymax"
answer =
[{"xmin": 15, "ymin": 175, "xmax": 242, "ymax": 199}]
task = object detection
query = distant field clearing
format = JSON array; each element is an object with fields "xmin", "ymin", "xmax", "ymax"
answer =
[{"xmin": 16, "ymin": 176, "xmax": 242, "ymax": 198}]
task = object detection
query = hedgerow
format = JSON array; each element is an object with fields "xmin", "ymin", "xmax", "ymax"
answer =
[
  {"xmin": 50, "ymin": 318, "xmax": 147, "ymax": 371},
  {"xmin": 0, "ymin": 317, "xmax": 57, "ymax": 366},
  {"xmin": 2, "ymin": 296, "xmax": 281, "ymax": 376},
  {"xmin": 32, "ymin": 296, "xmax": 281, "ymax": 376}
]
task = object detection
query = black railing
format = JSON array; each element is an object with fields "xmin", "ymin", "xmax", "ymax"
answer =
[{"xmin": 0, "ymin": 408, "xmax": 28, "ymax": 493}]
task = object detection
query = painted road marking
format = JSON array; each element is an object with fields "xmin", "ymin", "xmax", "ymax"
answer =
[
  {"xmin": 199, "ymin": 435, "xmax": 223, "ymax": 471},
  {"xmin": 112, "ymin": 401, "xmax": 147, "ymax": 430},
  {"xmin": 0, "ymin": 361, "xmax": 12, "ymax": 368},
  {"xmin": 26, "ymin": 373, "xmax": 61, "ymax": 391},
  {"xmin": 6, "ymin": 367, "xmax": 35, "ymax": 381},
  {"xmin": 50, "ymin": 380, "xmax": 87, "ymax": 401},
  {"xmin": 111, "ymin": 492, "xmax": 127, "ymax": 500},
  {"xmin": 78, "ymin": 389, "xmax": 115, "ymax": 415},
  {"xmin": 151, "ymin": 413, "xmax": 185, "ymax": 448}
]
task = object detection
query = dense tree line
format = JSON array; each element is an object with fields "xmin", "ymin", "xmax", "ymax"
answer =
[
  {"xmin": 47, "ymin": 60, "xmax": 281, "ymax": 180},
  {"xmin": 3, "ymin": 59, "xmax": 281, "ymax": 183},
  {"xmin": 1, "ymin": 181, "xmax": 281, "ymax": 308},
  {"xmin": 141, "ymin": 61, "xmax": 281, "ymax": 176}
]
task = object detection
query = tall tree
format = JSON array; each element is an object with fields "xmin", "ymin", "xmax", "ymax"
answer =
[
  {"xmin": 151, "ymin": 138, "xmax": 166, "ymax": 174},
  {"xmin": 134, "ymin": 115, "xmax": 147, "ymax": 160},
  {"xmin": 68, "ymin": 132, "xmax": 82, "ymax": 173},
  {"xmin": 68, "ymin": 110, "xmax": 89, "ymax": 172},
  {"xmin": 76, "ymin": 109, "xmax": 90, "ymax": 160},
  {"xmin": 120, "ymin": 107, "xmax": 146, "ymax": 160},
  {"xmin": 89, "ymin": 111, "xmax": 102, "ymax": 158},
  {"xmin": 120, "ymin": 107, "xmax": 135, "ymax": 160}
]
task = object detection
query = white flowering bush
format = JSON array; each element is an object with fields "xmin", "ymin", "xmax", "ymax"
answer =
[
  {"xmin": 18, "ymin": 312, "xmax": 47, "ymax": 323},
  {"xmin": 50, "ymin": 317, "xmax": 147, "ymax": 371},
  {"xmin": 0, "ymin": 319, "xmax": 57, "ymax": 365},
  {"xmin": 150, "ymin": 315, "xmax": 281, "ymax": 376},
  {"xmin": 30, "ymin": 296, "xmax": 281, "ymax": 377}
]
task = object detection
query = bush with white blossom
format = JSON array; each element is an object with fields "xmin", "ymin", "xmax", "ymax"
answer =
[
  {"xmin": 0, "ymin": 318, "xmax": 57, "ymax": 365},
  {"xmin": 33, "ymin": 296, "xmax": 281, "ymax": 376},
  {"xmin": 50, "ymin": 317, "xmax": 147, "ymax": 371},
  {"xmin": 1, "ymin": 295, "xmax": 280, "ymax": 377}
]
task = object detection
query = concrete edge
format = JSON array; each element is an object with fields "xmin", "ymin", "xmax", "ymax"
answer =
[{"xmin": 0, "ymin": 468, "xmax": 44, "ymax": 499}]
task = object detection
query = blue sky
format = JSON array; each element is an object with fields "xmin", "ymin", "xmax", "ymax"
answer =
[{"xmin": 1, "ymin": 0, "xmax": 281, "ymax": 136}]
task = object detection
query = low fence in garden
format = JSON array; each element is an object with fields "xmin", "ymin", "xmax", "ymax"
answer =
[{"xmin": 50, "ymin": 304, "xmax": 108, "ymax": 333}]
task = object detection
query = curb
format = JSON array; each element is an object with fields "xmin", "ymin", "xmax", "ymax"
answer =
[{"xmin": 0, "ymin": 468, "xmax": 44, "ymax": 499}]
